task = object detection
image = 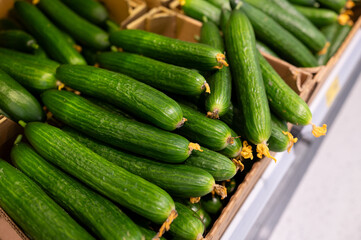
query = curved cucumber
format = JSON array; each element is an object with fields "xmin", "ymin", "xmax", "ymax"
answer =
[
  {"xmin": 201, "ymin": 19, "xmax": 232, "ymax": 118},
  {"xmin": 38, "ymin": 0, "xmax": 109, "ymax": 50},
  {"xmin": 0, "ymin": 160, "xmax": 94, "ymax": 240},
  {"xmin": 0, "ymin": 30, "xmax": 38, "ymax": 53},
  {"xmin": 109, "ymin": 29, "xmax": 227, "ymax": 71},
  {"xmin": 185, "ymin": 146, "xmax": 237, "ymax": 181},
  {"xmin": 225, "ymin": 9, "xmax": 271, "ymax": 145},
  {"xmin": 0, "ymin": 70, "xmax": 44, "ymax": 122},
  {"xmin": 24, "ymin": 122, "xmax": 176, "ymax": 224},
  {"xmin": 60, "ymin": 0, "xmax": 109, "ymax": 25},
  {"xmin": 181, "ymin": 0, "xmax": 221, "ymax": 25},
  {"xmin": 14, "ymin": 1, "xmax": 86, "ymax": 65},
  {"xmin": 56, "ymin": 64, "xmax": 184, "ymax": 131},
  {"xmin": 11, "ymin": 142, "xmax": 143, "ymax": 240},
  {"xmin": 244, "ymin": 0, "xmax": 327, "ymax": 52},
  {"xmin": 41, "ymin": 90, "xmax": 193, "ymax": 163},
  {"xmin": 292, "ymin": 5, "xmax": 338, "ymax": 27},
  {"xmin": 256, "ymin": 40, "xmax": 279, "ymax": 58},
  {"xmin": 97, "ymin": 52, "xmax": 208, "ymax": 96},
  {"xmin": 257, "ymin": 51, "xmax": 312, "ymax": 125},
  {"xmin": 0, "ymin": 48, "xmax": 58, "ymax": 92},
  {"xmin": 177, "ymin": 102, "xmax": 233, "ymax": 151},
  {"xmin": 239, "ymin": 2, "xmax": 318, "ymax": 67},
  {"xmin": 63, "ymin": 127, "xmax": 216, "ymax": 198}
]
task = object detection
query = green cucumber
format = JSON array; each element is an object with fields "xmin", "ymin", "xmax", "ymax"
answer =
[
  {"xmin": 239, "ymin": 2, "xmax": 318, "ymax": 67},
  {"xmin": 268, "ymin": 114, "xmax": 291, "ymax": 152},
  {"xmin": 225, "ymin": 9, "xmax": 271, "ymax": 146},
  {"xmin": 185, "ymin": 146, "xmax": 237, "ymax": 181},
  {"xmin": 11, "ymin": 142, "xmax": 143, "ymax": 240},
  {"xmin": 33, "ymin": 46, "xmax": 48, "ymax": 58},
  {"xmin": 327, "ymin": 23, "xmax": 352, "ymax": 59},
  {"xmin": 0, "ymin": 160, "xmax": 94, "ymax": 240},
  {"xmin": 97, "ymin": 52, "xmax": 209, "ymax": 96},
  {"xmin": 318, "ymin": 0, "xmax": 346, "ymax": 12},
  {"xmin": 86, "ymin": 97, "xmax": 133, "ymax": 118},
  {"xmin": 63, "ymin": 127, "xmax": 217, "ymax": 198},
  {"xmin": 185, "ymin": 202, "xmax": 212, "ymax": 229},
  {"xmin": 38, "ymin": 0, "xmax": 109, "ymax": 50},
  {"xmin": 0, "ymin": 48, "xmax": 58, "ymax": 92},
  {"xmin": 200, "ymin": 19, "xmax": 232, "ymax": 118},
  {"xmin": 0, "ymin": 30, "xmax": 38, "ymax": 52},
  {"xmin": 292, "ymin": 5, "xmax": 338, "ymax": 27},
  {"xmin": 220, "ymin": 7, "xmax": 231, "ymax": 33},
  {"xmin": 109, "ymin": 29, "xmax": 228, "ymax": 71},
  {"xmin": 56, "ymin": 64, "xmax": 184, "ymax": 131},
  {"xmin": 139, "ymin": 226, "xmax": 166, "ymax": 240},
  {"xmin": 244, "ymin": 0, "xmax": 327, "ymax": 52},
  {"xmin": 24, "ymin": 122, "xmax": 176, "ymax": 224},
  {"xmin": 207, "ymin": 0, "xmax": 231, "ymax": 9},
  {"xmin": 317, "ymin": 23, "xmax": 339, "ymax": 65},
  {"xmin": 60, "ymin": 0, "xmax": 108, "ymax": 25},
  {"xmin": 177, "ymin": 102, "xmax": 233, "ymax": 151},
  {"xmin": 288, "ymin": 0, "xmax": 317, "ymax": 6},
  {"xmin": 256, "ymin": 40, "xmax": 279, "ymax": 58},
  {"xmin": 0, "ymin": 19, "xmax": 21, "ymax": 30},
  {"xmin": 257, "ymin": 51, "xmax": 312, "ymax": 125},
  {"xmin": 41, "ymin": 90, "xmax": 194, "ymax": 163},
  {"xmin": 14, "ymin": 1, "xmax": 86, "ymax": 65},
  {"xmin": 0, "ymin": 69, "xmax": 44, "ymax": 122},
  {"xmin": 181, "ymin": 0, "xmax": 221, "ymax": 25},
  {"xmin": 201, "ymin": 196, "xmax": 223, "ymax": 215},
  {"xmin": 272, "ymin": 0, "xmax": 315, "ymax": 20},
  {"xmin": 218, "ymin": 130, "xmax": 243, "ymax": 158},
  {"xmin": 169, "ymin": 202, "xmax": 204, "ymax": 240},
  {"xmin": 225, "ymin": 178, "xmax": 237, "ymax": 194},
  {"xmin": 106, "ymin": 19, "xmax": 120, "ymax": 33}
]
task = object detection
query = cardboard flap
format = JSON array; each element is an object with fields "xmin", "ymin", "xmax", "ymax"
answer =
[{"xmin": 0, "ymin": 209, "xmax": 28, "ymax": 240}]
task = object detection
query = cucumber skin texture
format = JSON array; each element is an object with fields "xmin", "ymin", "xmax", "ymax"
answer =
[
  {"xmin": 60, "ymin": 0, "xmax": 108, "ymax": 25},
  {"xmin": 256, "ymin": 41, "xmax": 279, "ymax": 58},
  {"xmin": 170, "ymin": 202, "xmax": 205, "ymax": 240},
  {"xmin": 218, "ymin": 129, "xmax": 243, "ymax": 158},
  {"xmin": 201, "ymin": 20, "xmax": 232, "ymax": 117},
  {"xmin": 318, "ymin": 0, "xmax": 346, "ymax": 12},
  {"xmin": 317, "ymin": 23, "xmax": 339, "ymax": 65},
  {"xmin": 240, "ymin": 2, "xmax": 318, "ymax": 67},
  {"xmin": 14, "ymin": 1, "xmax": 86, "ymax": 65},
  {"xmin": 109, "ymin": 29, "xmax": 225, "ymax": 71},
  {"xmin": 177, "ymin": 103, "xmax": 232, "ymax": 151},
  {"xmin": 97, "ymin": 52, "xmax": 207, "ymax": 96},
  {"xmin": 258, "ymin": 51, "xmax": 312, "ymax": 125},
  {"xmin": 245, "ymin": 0, "xmax": 327, "ymax": 52},
  {"xmin": 185, "ymin": 146, "xmax": 237, "ymax": 181},
  {"xmin": 288, "ymin": 0, "xmax": 316, "ymax": 6},
  {"xmin": 182, "ymin": 0, "xmax": 221, "ymax": 25},
  {"xmin": 56, "ymin": 64, "xmax": 183, "ymax": 131},
  {"xmin": 0, "ymin": 48, "xmax": 58, "ymax": 92},
  {"xmin": 38, "ymin": 0, "xmax": 109, "ymax": 50},
  {"xmin": 0, "ymin": 30, "xmax": 38, "ymax": 52},
  {"xmin": 11, "ymin": 143, "xmax": 143, "ymax": 240},
  {"xmin": 327, "ymin": 24, "xmax": 352, "ymax": 60},
  {"xmin": 268, "ymin": 114, "xmax": 289, "ymax": 152},
  {"xmin": 24, "ymin": 122, "xmax": 175, "ymax": 224},
  {"xmin": 0, "ymin": 70, "xmax": 44, "ymax": 122},
  {"xmin": 293, "ymin": 5, "xmax": 338, "ymax": 27},
  {"xmin": 41, "ymin": 90, "xmax": 191, "ymax": 163},
  {"xmin": 220, "ymin": 8, "xmax": 231, "ymax": 33},
  {"xmin": 0, "ymin": 160, "xmax": 94, "ymax": 240},
  {"xmin": 63, "ymin": 127, "xmax": 216, "ymax": 198},
  {"xmin": 225, "ymin": 10, "xmax": 271, "ymax": 144},
  {"xmin": 272, "ymin": 0, "xmax": 316, "ymax": 22}
]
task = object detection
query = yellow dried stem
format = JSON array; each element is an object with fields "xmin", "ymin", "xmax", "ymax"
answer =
[
  {"xmin": 176, "ymin": 118, "xmax": 187, "ymax": 128},
  {"xmin": 215, "ymin": 53, "xmax": 229, "ymax": 69},
  {"xmin": 58, "ymin": 83, "xmax": 65, "ymax": 91},
  {"xmin": 317, "ymin": 42, "xmax": 330, "ymax": 56},
  {"xmin": 282, "ymin": 131, "xmax": 298, "ymax": 153},
  {"xmin": 203, "ymin": 82, "xmax": 211, "ymax": 94},
  {"xmin": 346, "ymin": 0, "xmax": 355, "ymax": 9},
  {"xmin": 347, "ymin": 19, "xmax": 354, "ymax": 26},
  {"xmin": 153, "ymin": 209, "xmax": 178, "ymax": 240},
  {"xmin": 179, "ymin": 0, "xmax": 186, "ymax": 6},
  {"xmin": 256, "ymin": 143, "xmax": 277, "ymax": 163},
  {"xmin": 232, "ymin": 158, "xmax": 245, "ymax": 172},
  {"xmin": 46, "ymin": 111, "xmax": 53, "ymax": 120},
  {"xmin": 338, "ymin": 13, "xmax": 351, "ymax": 25},
  {"xmin": 32, "ymin": 0, "xmax": 40, "ymax": 5},
  {"xmin": 206, "ymin": 110, "xmax": 219, "ymax": 119},
  {"xmin": 213, "ymin": 184, "xmax": 227, "ymax": 199},
  {"xmin": 227, "ymin": 137, "xmax": 234, "ymax": 145},
  {"xmin": 190, "ymin": 197, "xmax": 201, "ymax": 204},
  {"xmin": 188, "ymin": 143, "xmax": 203, "ymax": 154},
  {"xmin": 94, "ymin": 63, "xmax": 100, "ymax": 68},
  {"xmin": 312, "ymin": 123, "xmax": 327, "ymax": 137},
  {"xmin": 74, "ymin": 44, "xmax": 82, "ymax": 53},
  {"xmin": 241, "ymin": 141, "xmax": 253, "ymax": 160}
]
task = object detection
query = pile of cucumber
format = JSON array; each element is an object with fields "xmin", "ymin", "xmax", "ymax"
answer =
[
  {"xmin": 181, "ymin": 0, "xmax": 356, "ymax": 67},
  {"xmin": 0, "ymin": 0, "xmax": 330, "ymax": 239}
]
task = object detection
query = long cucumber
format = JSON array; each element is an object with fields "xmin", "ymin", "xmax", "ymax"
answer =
[
  {"xmin": 181, "ymin": 0, "xmax": 221, "ymax": 25},
  {"xmin": 11, "ymin": 142, "xmax": 143, "ymax": 240},
  {"xmin": 0, "ymin": 30, "xmax": 38, "ymax": 52},
  {"xmin": 292, "ymin": 5, "xmax": 339, "ymax": 27}
]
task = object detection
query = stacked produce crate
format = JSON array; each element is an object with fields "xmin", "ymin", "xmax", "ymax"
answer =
[{"xmin": 0, "ymin": 0, "xmax": 360, "ymax": 240}]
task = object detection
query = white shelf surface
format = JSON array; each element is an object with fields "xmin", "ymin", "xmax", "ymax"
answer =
[{"xmin": 221, "ymin": 29, "xmax": 361, "ymax": 240}]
